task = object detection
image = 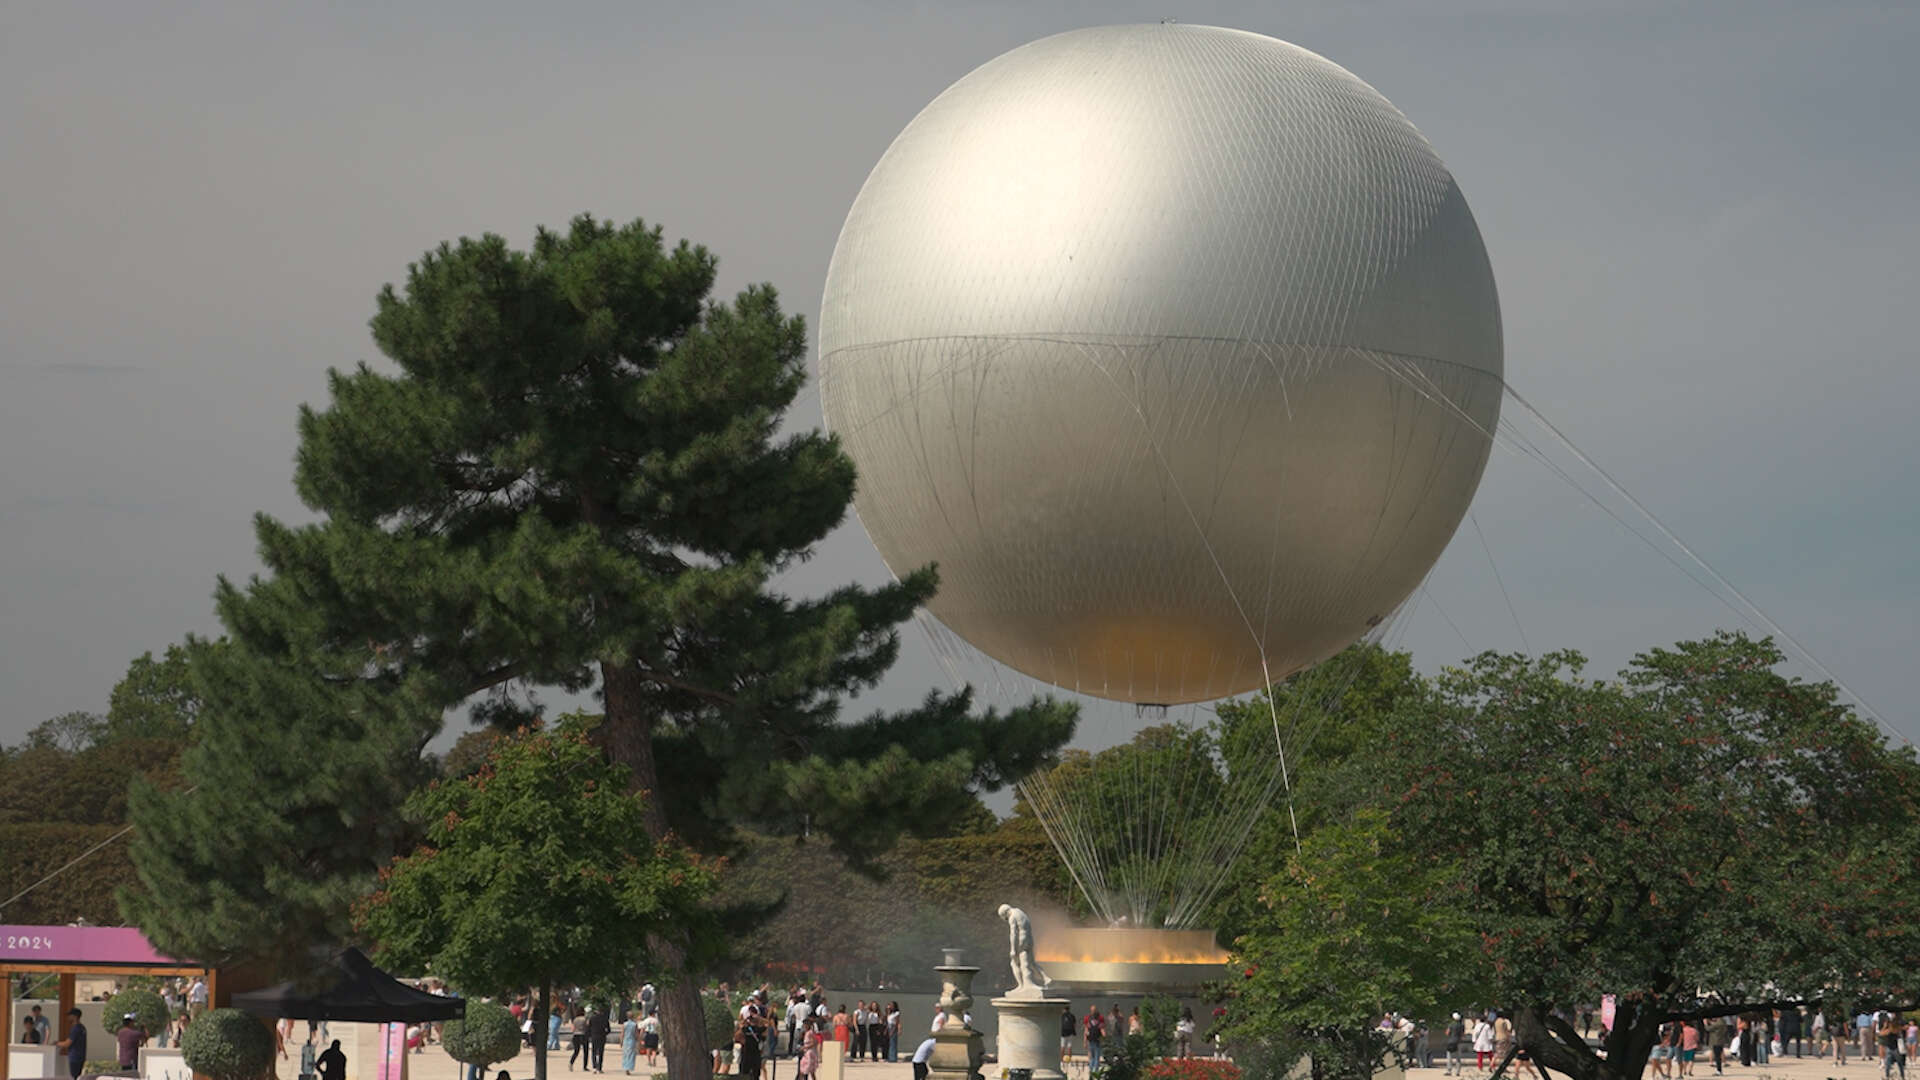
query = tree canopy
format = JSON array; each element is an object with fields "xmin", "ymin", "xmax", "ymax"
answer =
[
  {"xmin": 1223, "ymin": 809, "xmax": 1480, "ymax": 1080},
  {"xmin": 1376, "ymin": 632, "xmax": 1920, "ymax": 1080},
  {"xmin": 359, "ymin": 721, "xmax": 709, "ymax": 1080},
  {"xmin": 124, "ymin": 215, "xmax": 1075, "ymax": 1080}
]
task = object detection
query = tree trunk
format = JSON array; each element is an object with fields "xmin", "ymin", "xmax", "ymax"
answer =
[
  {"xmin": 532, "ymin": 979, "xmax": 550, "ymax": 1080},
  {"xmin": 1515, "ymin": 1002, "xmax": 1657, "ymax": 1080},
  {"xmin": 601, "ymin": 661, "xmax": 710, "ymax": 1080}
]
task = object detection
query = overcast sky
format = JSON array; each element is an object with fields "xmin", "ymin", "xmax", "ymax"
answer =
[{"xmin": 2, "ymin": 0, "xmax": 1914, "ymax": 756}]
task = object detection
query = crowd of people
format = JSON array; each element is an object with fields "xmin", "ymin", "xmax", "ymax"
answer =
[{"xmin": 1394, "ymin": 1005, "xmax": 1920, "ymax": 1079}]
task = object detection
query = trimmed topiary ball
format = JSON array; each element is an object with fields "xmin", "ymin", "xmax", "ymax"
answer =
[
  {"xmin": 442, "ymin": 1001, "xmax": 520, "ymax": 1069},
  {"xmin": 182, "ymin": 1008, "xmax": 276, "ymax": 1080},
  {"xmin": 107, "ymin": 988, "xmax": 170, "ymax": 1040}
]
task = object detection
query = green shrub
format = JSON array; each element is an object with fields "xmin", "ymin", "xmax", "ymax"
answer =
[
  {"xmin": 443, "ymin": 1001, "xmax": 522, "ymax": 1069},
  {"xmin": 1138, "ymin": 995, "xmax": 1181, "ymax": 1061},
  {"xmin": 107, "ymin": 988, "xmax": 170, "ymax": 1041},
  {"xmin": 1095, "ymin": 1033, "xmax": 1154, "ymax": 1080},
  {"xmin": 702, "ymin": 995, "xmax": 737, "ymax": 1047},
  {"xmin": 181, "ymin": 1008, "xmax": 275, "ymax": 1080}
]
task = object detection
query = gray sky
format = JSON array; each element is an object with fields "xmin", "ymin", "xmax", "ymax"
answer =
[{"xmin": 2, "ymin": 0, "xmax": 1914, "ymax": 754}]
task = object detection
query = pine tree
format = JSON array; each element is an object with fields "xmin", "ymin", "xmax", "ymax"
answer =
[{"xmin": 125, "ymin": 216, "xmax": 1076, "ymax": 1080}]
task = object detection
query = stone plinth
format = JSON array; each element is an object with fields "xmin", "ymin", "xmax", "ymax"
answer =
[
  {"xmin": 991, "ymin": 996, "xmax": 1070, "ymax": 1080},
  {"xmin": 929, "ymin": 949, "xmax": 984, "ymax": 1080}
]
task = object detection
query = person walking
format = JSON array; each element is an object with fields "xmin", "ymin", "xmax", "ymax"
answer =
[
  {"xmin": 1649, "ymin": 1025, "xmax": 1671, "ymax": 1080},
  {"xmin": 1493, "ymin": 1013, "xmax": 1515, "ymax": 1073},
  {"xmin": 1177, "ymin": 1009, "xmax": 1196, "ymax": 1058},
  {"xmin": 1780, "ymin": 1009, "xmax": 1802, "ymax": 1058},
  {"xmin": 569, "ymin": 1007, "xmax": 590, "ymax": 1071},
  {"xmin": 1085, "ymin": 1007, "xmax": 1107, "ymax": 1074},
  {"xmin": 620, "ymin": 1011, "xmax": 638, "ymax": 1075},
  {"xmin": 798, "ymin": 1031, "xmax": 821, "ymax": 1080},
  {"xmin": 1832, "ymin": 1012, "xmax": 1851, "ymax": 1067},
  {"xmin": 1879, "ymin": 1013, "xmax": 1906, "ymax": 1080},
  {"xmin": 588, "ymin": 1006, "xmax": 610, "ymax": 1073},
  {"xmin": 549, "ymin": 1006, "xmax": 565, "ymax": 1052},
  {"xmin": 1445, "ymin": 1013, "xmax": 1466, "ymax": 1075},
  {"xmin": 1472, "ymin": 1015, "xmax": 1495, "ymax": 1071}
]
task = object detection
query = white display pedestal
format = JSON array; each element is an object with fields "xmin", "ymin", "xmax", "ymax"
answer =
[
  {"xmin": 8, "ymin": 1044, "xmax": 54, "ymax": 1080},
  {"xmin": 139, "ymin": 1046, "xmax": 189, "ymax": 1080},
  {"xmin": 990, "ymin": 998, "xmax": 1068, "ymax": 1080}
]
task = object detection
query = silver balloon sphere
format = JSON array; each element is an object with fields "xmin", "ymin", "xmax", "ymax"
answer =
[{"xmin": 819, "ymin": 24, "xmax": 1502, "ymax": 704}]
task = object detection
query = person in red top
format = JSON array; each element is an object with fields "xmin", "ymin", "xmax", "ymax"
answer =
[
  {"xmin": 1084, "ymin": 1009, "xmax": 1107, "ymax": 1073},
  {"xmin": 116, "ymin": 1015, "xmax": 148, "ymax": 1071}
]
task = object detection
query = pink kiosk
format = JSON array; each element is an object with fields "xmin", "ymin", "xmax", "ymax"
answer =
[{"xmin": 2, "ymin": 925, "xmax": 217, "ymax": 1080}]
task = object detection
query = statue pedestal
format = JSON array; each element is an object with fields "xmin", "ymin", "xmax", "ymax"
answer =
[
  {"xmin": 992, "ymin": 996, "xmax": 1070, "ymax": 1080},
  {"xmin": 930, "ymin": 950, "xmax": 984, "ymax": 1080}
]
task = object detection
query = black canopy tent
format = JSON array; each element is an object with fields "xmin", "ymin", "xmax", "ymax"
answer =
[{"xmin": 232, "ymin": 947, "xmax": 465, "ymax": 1022}]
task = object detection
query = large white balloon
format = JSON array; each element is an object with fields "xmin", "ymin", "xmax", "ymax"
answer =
[{"xmin": 819, "ymin": 24, "xmax": 1502, "ymax": 704}]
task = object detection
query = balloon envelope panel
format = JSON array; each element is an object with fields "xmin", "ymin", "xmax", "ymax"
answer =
[{"xmin": 819, "ymin": 24, "xmax": 1502, "ymax": 703}]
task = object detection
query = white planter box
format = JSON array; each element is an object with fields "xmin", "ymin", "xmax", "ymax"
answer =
[
  {"xmin": 140, "ymin": 1046, "xmax": 189, "ymax": 1080},
  {"xmin": 8, "ymin": 1043, "xmax": 56, "ymax": 1080}
]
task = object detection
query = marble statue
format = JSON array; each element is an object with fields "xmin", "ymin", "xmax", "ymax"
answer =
[{"xmin": 998, "ymin": 903, "xmax": 1051, "ymax": 997}]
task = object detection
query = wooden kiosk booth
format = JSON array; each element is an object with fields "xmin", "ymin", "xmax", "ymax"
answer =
[{"xmin": 3, "ymin": 924, "xmax": 217, "ymax": 1080}]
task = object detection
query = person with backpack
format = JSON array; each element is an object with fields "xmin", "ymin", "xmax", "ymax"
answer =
[
  {"xmin": 1084, "ymin": 1007, "xmax": 1107, "ymax": 1073},
  {"xmin": 1445, "ymin": 1013, "xmax": 1467, "ymax": 1075}
]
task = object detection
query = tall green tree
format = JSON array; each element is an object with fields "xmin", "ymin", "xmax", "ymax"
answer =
[
  {"xmin": 1209, "ymin": 642, "xmax": 1425, "ymax": 942},
  {"xmin": 1381, "ymin": 632, "xmax": 1920, "ymax": 1080},
  {"xmin": 1222, "ymin": 809, "xmax": 1481, "ymax": 1080},
  {"xmin": 105, "ymin": 644, "xmax": 205, "ymax": 744},
  {"xmin": 358, "ymin": 720, "xmax": 712, "ymax": 1080},
  {"xmin": 125, "ymin": 216, "xmax": 1075, "ymax": 1080}
]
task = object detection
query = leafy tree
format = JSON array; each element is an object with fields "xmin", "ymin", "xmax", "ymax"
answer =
[
  {"xmin": 123, "ymin": 647, "xmax": 440, "ymax": 966},
  {"xmin": 1222, "ymin": 810, "xmax": 1479, "ymax": 1080},
  {"xmin": 1208, "ymin": 643, "xmax": 1424, "ymax": 942},
  {"xmin": 0, "ymin": 738, "xmax": 185, "ymax": 827},
  {"xmin": 439, "ymin": 729, "xmax": 502, "ymax": 781},
  {"xmin": 357, "ymin": 720, "xmax": 713, "ymax": 1080},
  {"xmin": 442, "ymin": 1001, "xmax": 524, "ymax": 1073},
  {"xmin": 181, "ymin": 1008, "xmax": 275, "ymax": 1080},
  {"xmin": 25, "ymin": 711, "xmax": 105, "ymax": 754},
  {"xmin": 105, "ymin": 645, "xmax": 205, "ymax": 744},
  {"xmin": 124, "ymin": 216, "xmax": 1074, "ymax": 1080},
  {"xmin": 0, "ymin": 824, "xmax": 140, "ymax": 923},
  {"xmin": 1379, "ymin": 632, "xmax": 1920, "ymax": 1080}
]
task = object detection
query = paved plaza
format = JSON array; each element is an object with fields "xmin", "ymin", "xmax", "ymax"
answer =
[{"xmin": 376, "ymin": 1037, "xmax": 1896, "ymax": 1080}]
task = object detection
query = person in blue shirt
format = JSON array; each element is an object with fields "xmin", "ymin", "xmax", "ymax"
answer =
[{"xmin": 55, "ymin": 1008, "xmax": 87, "ymax": 1079}]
